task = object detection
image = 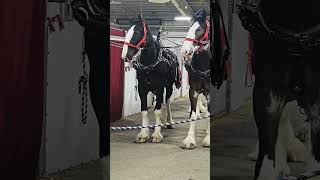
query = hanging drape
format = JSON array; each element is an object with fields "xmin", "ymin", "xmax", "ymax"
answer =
[
  {"xmin": 110, "ymin": 28, "xmax": 125, "ymax": 122},
  {"xmin": 110, "ymin": 42, "xmax": 124, "ymax": 122},
  {"xmin": 0, "ymin": 0, "xmax": 46, "ymax": 179}
]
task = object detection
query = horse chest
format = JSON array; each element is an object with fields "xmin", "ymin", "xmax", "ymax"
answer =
[{"xmin": 137, "ymin": 70, "xmax": 169, "ymax": 87}]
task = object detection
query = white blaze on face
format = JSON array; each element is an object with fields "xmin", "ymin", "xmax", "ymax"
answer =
[
  {"xmin": 182, "ymin": 22, "xmax": 200, "ymax": 56},
  {"xmin": 121, "ymin": 25, "xmax": 135, "ymax": 60}
]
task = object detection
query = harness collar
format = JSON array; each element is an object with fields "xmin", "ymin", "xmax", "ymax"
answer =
[
  {"xmin": 237, "ymin": 0, "xmax": 320, "ymax": 53},
  {"xmin": 184, "ymin": 19, "xmax": 210, "ymax": 52}
]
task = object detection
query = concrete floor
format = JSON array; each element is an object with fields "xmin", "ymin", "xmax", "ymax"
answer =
[
  {"xmin": 211, "ymin": 101, "xmax": 317, "ymax": 180},
  {"xmin": 38, "ymin": 160, "xmax": 104, "ymax": 180},
  {"xmin": 211, "ymin": 103, "xmax": 257, "ymax": 180},
  {"xmin": 110, "ymin": 96, "xmax": 210, "ymax": 180},
  {"xmin": 39, "ymin": 97, "xmax": 320, "ymax": 180},
  {"xmin": 39, "ymin": 96, "xmax": 209, "ymax": 180}
]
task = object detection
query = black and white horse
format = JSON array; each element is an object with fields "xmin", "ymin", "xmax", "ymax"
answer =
[
  {"xmin": 181, "ymin": 10, "xmax": 211, "ymax": 149},
  {"xmin": 238, "ymin": 0, "xmax": 320, "ymax": 179},
  {"xmin": 121, "ymin": 15, "xmax": 180, "ymax": 143}
]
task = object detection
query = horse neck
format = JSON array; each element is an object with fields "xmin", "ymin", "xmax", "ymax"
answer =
[{"xmin": 140, "ymin": 34, "xmax": 159, "ymax": 65}]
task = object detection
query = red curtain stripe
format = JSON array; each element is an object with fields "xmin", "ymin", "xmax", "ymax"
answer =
[
  {"xmin": 110, "ymin": 27, "xmax": 125, "ymax": 122},
  {"xmin": 111, "ymin": 27, "xmax": 125, "ymax": 37}
]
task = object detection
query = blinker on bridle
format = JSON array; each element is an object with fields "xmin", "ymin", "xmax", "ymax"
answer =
[{"xmin": 184, "ymin": 19, "xmax": 210, "ymax": 53}]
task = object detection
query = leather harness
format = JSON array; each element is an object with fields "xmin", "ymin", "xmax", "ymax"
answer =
[{"xmin": 237, "ymin": 0, "xmax": 320, "ymax": 55}]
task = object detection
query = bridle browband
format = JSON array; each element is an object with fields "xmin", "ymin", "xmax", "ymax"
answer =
[
  {"xmin": 124, "ymin": 21, "xmax": 147, "ymax": 50},
  {"xmin": 184, "ymin": 19, "xmax": 210, "ymax": 53}
]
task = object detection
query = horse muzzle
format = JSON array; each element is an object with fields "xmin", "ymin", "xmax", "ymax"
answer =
[
  {"xmin": 182, "ymin": 50, "xmax": 193, "ymax": 61},
  {"xmin": 122, "ymin": 56, "xmax": 132, "ymax": 63}
]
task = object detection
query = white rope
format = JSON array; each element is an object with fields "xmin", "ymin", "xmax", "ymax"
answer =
[{"xmin": 110, "ymin": 114, "xmax": 212, "ymax": 131}]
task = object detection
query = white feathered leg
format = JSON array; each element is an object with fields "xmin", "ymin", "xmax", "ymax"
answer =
[{"xmin": 136, "ymin": 111, "xmax": 150, "ymax": 143}]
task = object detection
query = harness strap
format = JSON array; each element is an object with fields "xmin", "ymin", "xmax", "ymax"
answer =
[
  {"xmin": 200, "ymin": 20, "xmax": 210, "ymax": 42},
  {"xmin": 133, "ymin": 48, "xmax": 170, "ymax": 71},
  {"xmin": 238, "ymin": 0, "xmax": 320, "ymax": 51}
]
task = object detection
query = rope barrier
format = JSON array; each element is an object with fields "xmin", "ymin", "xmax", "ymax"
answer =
[{"xmin": 110, "ymin": 114, "xmax": 213, "ymax": 131}]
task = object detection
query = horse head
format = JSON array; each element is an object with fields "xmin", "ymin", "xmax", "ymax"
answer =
[
  {"xmin": 181, "ymin": 9, "xmax": 210, "ymax": 61},
  {"xmin": 121, "ymin": 14, "xmax": 150, "ymax": 63}
]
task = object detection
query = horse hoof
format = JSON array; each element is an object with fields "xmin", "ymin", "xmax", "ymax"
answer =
[
  {"xmin": 135, "ymin": 137, "xmax": 149, "ymax": 143},
  {"xmin": 151, "ymin": 132, "xmax": 163, "ymax": 143},
  {"xmin": 135, "ymin": 130, "xmax": 150, "ymax": 143},
  {"xmin": 167, "ymin": 124, "xmax": 176, "ymax": 129},
  {"xmin": 181, "ymin": 143, "xmax": 197, "ymax": 149},
  {"xmin": 202, "ymin": 135, "xmax": 210, "ymax": 147},
  {"xmin": 181, "ymin": 135, "xmax": 197, "ymax": 149}
]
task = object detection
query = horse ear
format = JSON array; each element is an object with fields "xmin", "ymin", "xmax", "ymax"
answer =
[
  {"xmin": 138, "ymin": 14, "xmax": 142, "ymax": 21},
  {"xmin": 199, "ymin": 9, "xmax": 207, "ymax": 22}
]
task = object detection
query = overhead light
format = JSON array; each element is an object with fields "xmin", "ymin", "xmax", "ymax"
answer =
[
  {"xmin": 149, "ymin": 0, "xmax": 170, "ymax": 3},
  {"xmin": 174, "ymin": 16, "xmax": 191, "ymax": 21},
  {"xmin": 110, "ymin": 1, "xmax": 122, "ymax": 4}
]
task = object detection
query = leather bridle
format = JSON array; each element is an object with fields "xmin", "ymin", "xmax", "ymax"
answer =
[
  {"xmin": 124, "ymin": 21, "xmax": 147, "ymax": 50},
  {"xmin": 184, "ymin": 19, "xmax": 210, "ymax": 53}
]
